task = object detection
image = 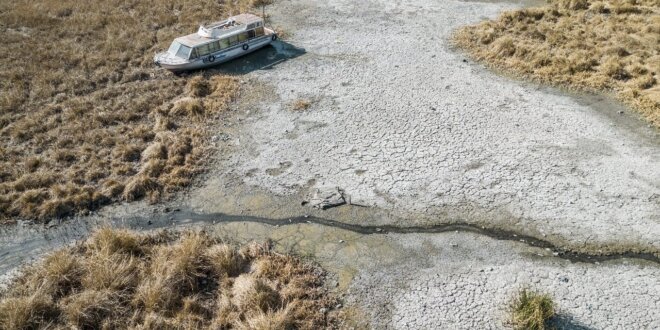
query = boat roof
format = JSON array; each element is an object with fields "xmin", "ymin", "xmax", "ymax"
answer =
[
  {"xmin": 175, "ymin": 13, "xmax": 263, "ymax": 47},
  {"xmin": 176, "ymin": 34, "xmax": 212, "ymax": 48}
]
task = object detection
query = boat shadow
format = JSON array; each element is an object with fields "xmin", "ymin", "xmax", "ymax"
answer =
[{"xmin": 207, "ymin": 40, "xmax": 305, "ymax": 75}]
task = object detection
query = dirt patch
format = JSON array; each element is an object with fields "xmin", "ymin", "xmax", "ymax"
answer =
[
  {"xmin": 454, "ymin": 0, "xmax": 660, "ymax": 128},
  {"xmin": 0, "ymin": 0, "xmax": 271, "ymax": 222},
  {"xmin": 0, "ymin": 227, "xmax": 337, "ymax": 329}
]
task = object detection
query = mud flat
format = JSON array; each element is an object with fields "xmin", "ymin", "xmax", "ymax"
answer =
[
  {"xmin": 1, "ymin": 0, "xmax": 660, "ymax": 328},
  {"xmin": 187, "ymin": 0, "xmax": 660, "ymax": 255}
]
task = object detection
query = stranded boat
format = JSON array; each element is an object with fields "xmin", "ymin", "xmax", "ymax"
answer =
[{"xmin": 154, "ymin": 13, "xmax": 277, "ymax": 72}]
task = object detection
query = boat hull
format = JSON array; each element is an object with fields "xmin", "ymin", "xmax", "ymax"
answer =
[{"xmin": 156, "ymin": 35, "xmax": 275, "ymax": 72}]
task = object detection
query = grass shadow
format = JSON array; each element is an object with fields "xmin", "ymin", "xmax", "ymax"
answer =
[
  {"xmin": 550, "ymin": 314, "xmax": 595, "ymax": 330},
  {"xmin": 208, "ymin": 40, "xmax": 306, "ymax": 75}
]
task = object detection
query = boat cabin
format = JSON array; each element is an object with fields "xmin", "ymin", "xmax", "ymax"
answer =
[{"xmin": 166, "ymin": 14, "xmax": 267, "ymax": 61}]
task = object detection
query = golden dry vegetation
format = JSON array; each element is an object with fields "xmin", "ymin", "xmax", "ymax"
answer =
[
  {"xmin": 0, "ymin": 227, "xmax": 338, "ymax": 329},
  {"xmin": 511, "ymin": 289, "xmax": 555, "ymax": 330},
  {"xmin": 454, "ymin": 0, "xmax": 660, "ymax": 127},
  {"xmin": 0, "ymin": 0, "xmax": 269, "ymax": 222}
]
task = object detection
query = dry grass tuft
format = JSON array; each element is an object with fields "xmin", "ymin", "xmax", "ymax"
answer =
[
  {"xmin": 292, "ymin": 99, "xmax": 312, "ymax": 111},
  {"xmin": 0, "ymin": 293, "xmax": 59, "ymax": 330},
  {"xmin": 511, "ymin": 289, "xmax": 555, "ymax": 330},
  {"xmin": 0, "ymin": 227, "xmax": 338, "ymax": 329},
  {"xmin": 0, "ymin": 0, "xmax": 252, "ymax": 223},
  {"xmin": 454, "ymin": 0, "xmax": 660, "ymax": 128}
]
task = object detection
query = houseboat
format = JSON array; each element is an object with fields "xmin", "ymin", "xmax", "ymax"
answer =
[{"xmin": 154, "ymin": 13, "xmax": 277, "ymax": 72}]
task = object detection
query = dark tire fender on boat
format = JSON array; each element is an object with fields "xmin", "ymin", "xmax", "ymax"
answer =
[
  {"xmin": 242, "ymin": 44, "xmax": 249, "ymax": 51},
  {"xmin": 207, "ymin": 55, "xmax": 215, "ymax": 62},
  {"xmin": 272, "ymin": 34, "xmax": 277, "ymax": 41}
]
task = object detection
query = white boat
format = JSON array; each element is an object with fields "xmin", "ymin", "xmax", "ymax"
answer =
[{"xmin": 154, "ymin": 14, "xmax": 277, "ymax": 72}]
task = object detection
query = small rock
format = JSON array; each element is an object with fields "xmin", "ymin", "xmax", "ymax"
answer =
[
  {"xmin": 618, "ymin": 110, "xmax": 624, "ymax": 114},
  {"xmin": 147, "ymin": 220, "xmax": 152, "ymax": 226},
  {"xmin": 304, "ymin": 187, "xmax": 346, "ymax": 210},
  {"xmin": 462, "ymin": 59, "xmax": 468, "ymax": 63},
  {"xmin": 320, "ymin": 308, "xmax": 328, "ymax": 314},
  {"xmin": 375, "ymin": 228, "xmax": 382, "ymax": 232},
  {"xmin": 335, "ymin": 304, "xmax": 342, "ymax": 309},
  {"xmin": 339, "ymin": 240, "xmax": 345, "ymax": 243},
  {"xmin": 559, "ymin": 276, "xmax": 569, "ymax": 283}
]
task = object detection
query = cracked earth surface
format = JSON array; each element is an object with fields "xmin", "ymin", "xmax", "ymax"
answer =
[
  {"xmin": 204, "ymin": 0, "xmax": 660, "ymax": 253},
  {"xmin": 2, "ymin": 0, "xmax": 660, "ymax": 328}
]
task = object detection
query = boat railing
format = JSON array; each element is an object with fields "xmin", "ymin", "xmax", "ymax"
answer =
[{"xmin": 198, "ymin": 19, "xmax": 245, "ymax": 38}]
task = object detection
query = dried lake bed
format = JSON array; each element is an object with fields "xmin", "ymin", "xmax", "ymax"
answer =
[{"xmin": 2, "ymin": 0, "xmax": 659, "ymax": 328}]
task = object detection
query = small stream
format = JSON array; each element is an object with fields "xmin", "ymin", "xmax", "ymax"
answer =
[{"xmin": 2, "ymin": 208, "xmax": 657, "ymax": 279}]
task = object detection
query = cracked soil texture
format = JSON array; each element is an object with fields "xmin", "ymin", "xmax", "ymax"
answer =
[
  {"xmin": 215, "ymin": 0, "xmax": 660, "ymax": 252},
  {"xmin": 347, "ymin": 232, "xmax": 660, "ymax": 329},
  {"xmin": 2, "ymin": 0, "xmax": 660, "ymax": 329}
]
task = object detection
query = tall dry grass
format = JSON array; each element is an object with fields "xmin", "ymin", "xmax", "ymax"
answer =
[
  {"xmin": 454, "ymin": 0, "xmax": 659, "ymax": 128},
  {"xmin": 0, "ymin": 227, "xmax": 338, "ymax": 329},
  {"xmin": 0, "ymin": 0, "xmax": 267, "ymax": 222}
]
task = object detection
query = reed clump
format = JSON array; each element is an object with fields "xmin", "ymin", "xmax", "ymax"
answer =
[
  {"xmin": 511, "ymin": 289, "xmax": 556, "ymax": 330},
  {"xmin": 0, "ymin": 0, "xmax": 257, "ymax": 222},
  {"xmin": 454, "ymin": 0, "xmax": 659, "ymax": 128},
  {"xmin": 0, "ymin": 227, "xmax": 338, "ymax": 329}
]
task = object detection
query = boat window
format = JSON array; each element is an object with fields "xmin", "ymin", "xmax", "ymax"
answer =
[
  {"xmin": 167, "ymin": 41, "xmax": 181, "ymax": 55},
  {"xmin": 255, "ymin": 27, "xmax": 265, "ymax": 37},
  {"xmin": 175, "ymin": 44, "xmax": 192, "ymax": 59},
  {"xmin": 248, "ymin": 29, "xmax": 256, "ymax": 39},
  {"xmin": 229, "ymin": 35, "xmax": 239, "ymax": 46},
  {"xmin": 247, "ymin": 23, "xmax": 256, "ymax": 29},
  {"xmin": 219, "ymin": 38, "xmax": 230, "ymax": 49},
  {"xmin": 209, "ymin": 41, "xmax": 220, "ymax": 52},
  {"xmin": 238, "ymin": 32, "xmax": 248, "ymax": 42},
  {"xmin": 198, "ymin": 43, "xmax": 211, "ymax": 56},
  {"xmin": 190, "ymin": 48, "xmax": 198, "ymax": 59}
]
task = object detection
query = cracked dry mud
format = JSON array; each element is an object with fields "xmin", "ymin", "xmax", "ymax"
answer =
[
  {"xmin": 2, "ymin": 0, "xmax": 660, "ymax": 329},
  {"xmin": 206, "ymin": 0, "xmax": 660, "ymax": 253},
  {"xmin": 187, "ymin": 0, "xmax": 659, "ymax": 327}
]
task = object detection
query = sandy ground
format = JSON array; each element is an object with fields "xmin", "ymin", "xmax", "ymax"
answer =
[{"xmin": 1, "ymin": 0, "xmax": 660, "ymax": 328}]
